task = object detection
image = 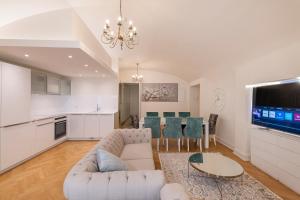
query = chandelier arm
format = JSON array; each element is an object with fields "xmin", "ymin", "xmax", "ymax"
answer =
[{"xmin": 120, "ymin": 0, "xmax": 122, "ymax": 17}]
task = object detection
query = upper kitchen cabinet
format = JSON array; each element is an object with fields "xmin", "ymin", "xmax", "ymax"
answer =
[
  {"xmin": 0, "ymin": 62, "xmax": 31, "ymax": 126},
  {"xmin": 47, "ymin": 76, "xmax": 61, "ymax": 95},
  {"xmin": 31, "ymin": 70, "xmax": 47, "ymax": 94},
  {"xmin": 60, "ymin": 79, "xmax": 71, "ymax": 95}
]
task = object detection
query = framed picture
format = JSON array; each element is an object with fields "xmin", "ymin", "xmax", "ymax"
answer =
[{"xmin": 142, "ymin": 83, "xmax": 178, "ymax": 102}]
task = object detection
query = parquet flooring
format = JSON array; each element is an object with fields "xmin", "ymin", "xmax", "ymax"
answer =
[{"xmin": 0, "ymin": 139, "xmax": 299, "ymax": 200}]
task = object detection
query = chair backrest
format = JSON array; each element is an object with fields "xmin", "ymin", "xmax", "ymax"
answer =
[
  {"xmin": 185, "ymin": 117, "xmax": 203, "ymax": 138},
  {"xmin": 208, "ymin": 114, "xmax": 218, "ymax": 134},
  {"xmin": 179, "ymin": 112, "xmax": 191, "ymax": 118},
  {"xmin": 144, "ymin": 117, "xmax": 161, "ymax": 138},
  {"xmin": 146, "ymin": 112, "xmax": 159, "ymax": 117},
  {"xmin": 163, "ymin": 112, "xmax": 176, "ymax": 117},
  {"xmin": 164, "ymin": 117, "xmax": 182, "ymax": 138}
]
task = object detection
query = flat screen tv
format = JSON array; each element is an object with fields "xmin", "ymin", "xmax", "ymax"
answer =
[{"xmin": 252, "ymin": 82, "xmax": 300, "ymax": 135}]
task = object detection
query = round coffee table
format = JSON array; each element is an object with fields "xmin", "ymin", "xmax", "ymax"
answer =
[{"xmin": 188, "ymin": 152, "xmax": 244, "ymax": 199}]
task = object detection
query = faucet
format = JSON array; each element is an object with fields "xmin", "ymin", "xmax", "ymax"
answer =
[{"xmin": 96, "ymin": 104, "xmax": 101, "ymax": 112}]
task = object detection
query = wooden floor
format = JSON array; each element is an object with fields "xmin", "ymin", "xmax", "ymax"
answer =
[{"xmin": 0, "ymin": 140, "xmax": 299, "ymax": 200}]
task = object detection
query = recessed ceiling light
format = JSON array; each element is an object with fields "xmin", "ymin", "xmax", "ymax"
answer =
[
  {"xmin": 84, "ymin": 64, "xmax": 88, "ymax": 67},
  {"xmin": 24, "ymin": 54, "xmax": 29, "ymax": 57},
  {"xmin": 95, "ymin": 70, "xmax": 99, "ymax": 73},
  {"xmin": 68, "ymin": 55, "xmax": 73, "ymax": 59}
]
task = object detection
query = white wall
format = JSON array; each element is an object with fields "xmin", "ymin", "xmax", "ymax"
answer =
[
  {"xmin": 119, "ymin": 69, "xmax": 189, "ymax": 117},
  {"xmin": 31, "ymin": 76, "xmax": 118, "ymax": 116},
  {"xmin": 197, "ymin": 67, "xmax": 236, "ymax": 150},
  {"xmin": 196, "ymin": 41, "xmax": 300, "ymax": 193},
  {"xmin": 70, "ymin": 77, "xmax": 118, "ymax": 113}
]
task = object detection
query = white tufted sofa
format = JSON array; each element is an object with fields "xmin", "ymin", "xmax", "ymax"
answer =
[{"xmin": 63, "ymin": 128, "xmax": 189, "ymax": 200}]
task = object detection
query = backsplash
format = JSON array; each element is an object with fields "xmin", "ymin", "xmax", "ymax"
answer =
[{"xmin": 31, "ymin": 94, "xmax": 117, "ymax": 116}]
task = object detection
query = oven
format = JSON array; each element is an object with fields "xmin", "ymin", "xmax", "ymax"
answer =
[{"xmin": 54, "ymin": 116, "xmax": 67, "ymax": 140}]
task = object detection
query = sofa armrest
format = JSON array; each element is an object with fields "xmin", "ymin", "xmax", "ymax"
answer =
[
  {"xmin": 114, "ymin": 128, "xmax": 152, "ymax": 144},
  {"xmin": 160, "ymin": 183, "xmax": 190, "ymax": 200},
  {"xmin": 64, "ymin": 170, "xmax": 165, "ymax": 200}
]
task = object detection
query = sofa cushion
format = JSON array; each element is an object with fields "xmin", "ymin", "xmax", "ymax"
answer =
[
  {"xmin": 125, "ymin": 159, "xmax": 155, "ymax": 170},
  {"xmin": 99, "ymin": 132, "xmax": 124, "ymax": 156},
  {"xmin": 96, "ymin": 149, "xmax": 128, "ymax": 172},
  {"xmin": 120, "ymin": 143, "xmax": 153, "ymax": 160},
  {"xmin": 160, "ymin": 183, "xmax": 190, "ymax": 200}
]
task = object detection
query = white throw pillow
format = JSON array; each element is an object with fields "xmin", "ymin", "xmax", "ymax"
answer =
[{"xmin": 96, "ymin": 148, "xmax": 128, "ymax": 172}]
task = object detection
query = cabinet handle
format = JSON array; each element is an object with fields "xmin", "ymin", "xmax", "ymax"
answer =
[
  {"xmin": 1, "ymin": 121, "xmax": 31, "ymax": 128},
  {"xmin": 37, "ymin": 122, "xmax": 54, "ymax": 126}
]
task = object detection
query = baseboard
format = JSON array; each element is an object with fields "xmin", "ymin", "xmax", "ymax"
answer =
[
  {"xmin": 233, "ymin": 148, "xmax": 251, "ymax": 161},
  {"xmin": 216, "ymin": 136, "xmax": 234, "ymax": 150}
]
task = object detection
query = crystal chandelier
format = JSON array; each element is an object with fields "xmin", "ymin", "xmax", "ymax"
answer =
[
  {"xmin": 132, "ymin": 63, "xmax": 143, "ymax": 82},
  {"xmin": 101, "ymin": 0, "xmax": 138, "ymax": 50}
]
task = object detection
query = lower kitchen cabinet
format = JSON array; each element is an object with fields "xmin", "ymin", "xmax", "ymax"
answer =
[
  {"xmin": 35, "ymin": 119, "xmax": 55, "ymax": 152},
  {"xmin": 84, "ymin": 115, "xmax": 100, "ymax": 139},
  {"xmin": 68, "ymin": 115, "xmax": 85, "ymax": 139},
  {"xmin": 99, "ymin": 114, "xmax": 114, "ymax": 138},
  {"xmin": 0, "ymin": 122, "xmax": 35, "ymax": 170},
  {"xmin": 68, "ymin": 114, "xmax": 114, "ymax": 140}
]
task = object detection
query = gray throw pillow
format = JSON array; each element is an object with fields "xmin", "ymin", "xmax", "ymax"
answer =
[{"xmin": 96, "ymin": 148, "xmax": 128, "ymax": 172}]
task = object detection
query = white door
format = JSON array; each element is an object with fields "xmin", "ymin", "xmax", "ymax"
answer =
[
  {"xmin": 0, "ymin": 123, "xmax": 35, "ymax": 170},
  {"xmin": 99, "ymin": 114, "xmax": 114, "ymax": 138},
  {"xmin": 1, "ymin": 62, "xmax": 31, "ymax": 126},
  {"xmin": 35, "ymin": 119, "xmax": 55, "ymax": 152},
  {"xmin": 84, "ymin": 115, "xmax": 100, "ymax": 139},
  {"xmin": 68, "ymin": 115, "xmax": 84, "ymax": 139}
]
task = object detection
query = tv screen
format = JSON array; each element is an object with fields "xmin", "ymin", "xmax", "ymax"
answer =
[{"xmin": 252, "ymin": 82, "xmax": 300, "ymax": 135}]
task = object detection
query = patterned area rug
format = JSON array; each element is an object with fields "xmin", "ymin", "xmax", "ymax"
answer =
[{"xmin": 159, "ymin": 153, "xmax": 282, "ymax": 200}]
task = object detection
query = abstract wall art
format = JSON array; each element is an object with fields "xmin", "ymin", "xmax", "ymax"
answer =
[{"xmin": 142, "ymin": 83, "xmax": 178, "ymax": 102}]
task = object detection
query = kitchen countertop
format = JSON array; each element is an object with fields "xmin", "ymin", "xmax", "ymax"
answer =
[{"xmin": 31, "ymin": 111, "xmax": 117, "ymax": 121}]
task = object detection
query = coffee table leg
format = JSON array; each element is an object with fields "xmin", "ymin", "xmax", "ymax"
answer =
[
  {"xmin": 188, "ymin": 162, "xmax": 190, "ymax": 178},
  {"xmin": 214, "ymin": 179, "xmax": 223, "ymax": 200}
]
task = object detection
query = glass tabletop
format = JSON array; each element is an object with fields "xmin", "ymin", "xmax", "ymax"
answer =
[{"xmin": 190, "ymin": 153, "xmax": 244, "ymax": 178}]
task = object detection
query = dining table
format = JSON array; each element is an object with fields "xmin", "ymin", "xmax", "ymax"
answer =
[{"xmin": 139, "ymin": 117, "xmax": 210, "ymax": 149}]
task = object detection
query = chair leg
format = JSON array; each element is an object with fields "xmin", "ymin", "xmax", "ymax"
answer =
[
  {"xmin": 157, "ymin": 138, "xmax": 160, "ymax": 152},
  {"xmin": 187, "ymin": 138, "xmax": 190, "ymax": 152},
  {"xmin": 199, "ymin": 138, "xmax": 202, "ymax": 152},
  {"xmin": 166, "ymin": 138, "xmax": 169, "ymax": 152},
  {"xmin": 178, "ymin": 138, "xmax": 181, "ymax": 152},
  {"xmin": 213, "ymin": 135, "xmax": 217, "ymax": 146}
]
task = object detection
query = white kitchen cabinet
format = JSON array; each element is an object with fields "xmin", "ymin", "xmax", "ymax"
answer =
[
  {"xmin": 47, "ymin": 76, "xmax": 60, "ymax": 95},
  {"xmin": 0, "ymin": 122, "xmax": 35, "ymax": 170},
  {"xmin": 84, "ymin": 115, "xmax": 100, "ymax": 139},
  {"xmin": 68, "ymin": 115, "xmax": 84, "ymax": 139},
  {"xmin": 99, "ymin": 114, "xmax": 114, "ymax": 138},
  {"xmin": 31, "ymin": 71, "xmax": 47, "ymax": 94},
  {"xmin": 60, "ymin": 79, "xmax": 71, "ymax": 95},
  {"xmin": 35, "ymin": 119, "xmax": 55, "ymax": 152},
  {"xmin": 0, "ymin": 62, "xmax": 31, "ymax": 126}
]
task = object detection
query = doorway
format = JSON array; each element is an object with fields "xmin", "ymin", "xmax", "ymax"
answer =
[
  {"xmin": 190, "ymin": 84, "xmax": 200, "ymax": 116},
  {"xmin": 119, "ymin": 83, "xmax": 140, "ymax": 128}
]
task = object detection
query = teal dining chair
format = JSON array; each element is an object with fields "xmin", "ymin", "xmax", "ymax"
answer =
[
  {"xmin": 183, "ymin": 117, "xmax": 203, "ymax": 152},
  {"xmin": 163, "ymin": 112, "xmax": 175, "ymax": 117},
  {"xmin": 163, "ymin": 117, "xmax": 182, "ymax": 152},
  {"xmin": 146, "ymin": 112, "xmax": 159, "ymax": 117},
  {"xmin": 144, "ymin": 117, "xmax": 161, "ymax": 151},
  {"xmin": 179, "ymin": 112, "xmax": 191, "ymax": 118}
]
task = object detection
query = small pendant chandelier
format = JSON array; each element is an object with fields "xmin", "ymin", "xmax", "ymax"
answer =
[
  {"xmin": 132, "ymin": 63, "xmax": 143, "ymax": 82},
  {"xmin": 101, "ymin": 0, "xmax": 138, "ymax": 50}
]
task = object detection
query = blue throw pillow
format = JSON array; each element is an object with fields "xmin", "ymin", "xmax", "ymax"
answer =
[{"xmin": 96, "ymin": 149, "xmax": 128, "ymax": 172}]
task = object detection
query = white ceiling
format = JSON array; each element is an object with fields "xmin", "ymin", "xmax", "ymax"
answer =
[
  {"xmin": 0, "ymin": 46, "xmax": 112, "ymax": 78},
  {"xmin": 67, "ymin": 0, "xmax": 300, "ymax": 81},
  {"xmin": 1, "ymin": 0, "xmax": 300, "ymax": 81}
]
